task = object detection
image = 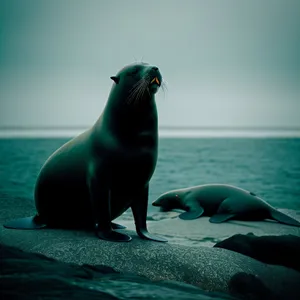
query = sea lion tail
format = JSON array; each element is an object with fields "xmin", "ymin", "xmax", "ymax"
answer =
[
  {"xmin": 3, "ymin": 215, "xmax": 47, "ymax": 230},
  {"xmin": 270, "ymin": 209, "xmax": 300, "ymax": 227}
]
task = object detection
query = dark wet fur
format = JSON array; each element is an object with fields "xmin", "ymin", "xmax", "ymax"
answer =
[
  {"xmin": 126, "ymin": 61, "xmax": 167, "ymax": 105},
  {"xmin": 126, "ymin": 74, "xmax": 166, "ymax": 106},
  {"xmin": 126, "ymin": 74, "xmax": 151, "ymax": 105}
]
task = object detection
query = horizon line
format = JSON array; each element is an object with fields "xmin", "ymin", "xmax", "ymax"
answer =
[
  {"xmin": 0, "ymin": 127, "xmax": 300, "ymax": 138},
  {"xmin": 0, "ymin": 125, "xmax": 300, "ymax": 131}
]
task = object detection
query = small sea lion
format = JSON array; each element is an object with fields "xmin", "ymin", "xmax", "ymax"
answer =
[{"xmin": 152, "ymin": 184, "xmax": 300, "ymax": 227}]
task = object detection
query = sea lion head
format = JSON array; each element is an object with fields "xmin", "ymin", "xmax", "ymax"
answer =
[
  {"xmin": 152, "ymin": 191, "xmax": 183, "ymax": 212},
  {"xmin": 109, "ymin": 63, "xmax": 162, "ymax": 105}
]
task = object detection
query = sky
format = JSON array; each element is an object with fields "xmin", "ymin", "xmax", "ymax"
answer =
[{"xmin": 0, "ymin": 0, "xmax": 299, "ymax": 129}]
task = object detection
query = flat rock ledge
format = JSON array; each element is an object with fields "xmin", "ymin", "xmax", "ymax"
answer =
[{"xmin": 1, "ymin": 194, "xmax": 300, "ymax": 299}]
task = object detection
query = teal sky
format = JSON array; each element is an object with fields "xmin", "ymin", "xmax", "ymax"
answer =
[{"xmin": 0, "ymin": 0, "xmax": 299, "ymax": 129}]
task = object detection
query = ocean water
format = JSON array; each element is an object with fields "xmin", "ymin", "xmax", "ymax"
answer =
[{"xmin": 0, "ymin": 138, "xmax": 300, "ymax": 216}]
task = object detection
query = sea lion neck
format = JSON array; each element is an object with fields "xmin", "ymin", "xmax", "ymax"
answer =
[{"xmin": 99, "ymin": 85, "xmax": 158, "ymax": 138}]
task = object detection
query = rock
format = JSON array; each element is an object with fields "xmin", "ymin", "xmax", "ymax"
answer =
[
  {"xmin": 1, "ymin": 193, "xmax": 300, "ymax": 300},
  {"xmin": 0, "ymin": 243, "xmax": 236, "ymax": 300},
  {"xmin": 214, "ymin": 233, "xmax": 300, "ymax": 272},
  {"xmin": 228, "ymin": 273, "xmax": 280, "ymax": 300}
]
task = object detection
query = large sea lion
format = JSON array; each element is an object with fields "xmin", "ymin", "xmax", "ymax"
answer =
[
  {"xmin": 152, "ymin": 184, "xmax": 300, "ymax": 227},
  {"xmin": 4, "ymin": 62, "xmax": 167, "ymax": 243}
]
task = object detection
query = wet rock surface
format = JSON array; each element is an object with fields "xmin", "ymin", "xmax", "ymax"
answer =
[
  {"xmin": 1, "ymin": 193, "xmax": 300, "ymax": 300},
  {"xmin": 1, "ymin": 243, "xmax": 236, "ymax": 300},
  {"xmin": 214, "ymin": 233, "xmax": 300, "ymax": 272}
]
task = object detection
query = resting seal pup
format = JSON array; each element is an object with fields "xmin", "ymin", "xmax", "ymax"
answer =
[
  {"xmin": 152, "ymin": 184, "xmax": 300, "ymax": 227},
  {"xmin": 4, "ymin": 62, "xmax": 167, "ymax": 243}
]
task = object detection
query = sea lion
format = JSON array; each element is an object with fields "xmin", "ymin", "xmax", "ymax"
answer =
[
  {"xmin": 4, "ymin": 62, "xmax": 167, "ymax": 243},
  {"xmin": 152, "ymin": 184, "xmax": 300, "ymax": 227}
]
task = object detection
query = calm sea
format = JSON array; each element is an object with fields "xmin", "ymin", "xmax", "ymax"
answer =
[{"xmin": 0, "ymin": 137, "xmax": 300, "ymax": 214}]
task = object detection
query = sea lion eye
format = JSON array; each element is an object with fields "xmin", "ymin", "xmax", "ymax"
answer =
[{"xmin": 130, "ymin": 67, "xmax": 139, "ymax": 75}]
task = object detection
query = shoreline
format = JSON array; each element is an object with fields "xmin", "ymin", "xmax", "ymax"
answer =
[{"xmin": 1, "ymin": 127, "xmax": 300, "ymax": 138}]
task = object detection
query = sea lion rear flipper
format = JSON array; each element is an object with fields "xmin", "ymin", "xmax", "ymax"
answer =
[
  {"xmin": 270, "ymin": 209, "xmax": 300, "ymax": 227},
  {"xmin": 179, "ymin": 202, "xmax": 204, "ymax": 220},
  {"xmin": 209, "ymin": 213, "xmax": 236, "ymax": 223},
  {"xmin": 3, "ymin": 215, "xmax": 47, "ymax": 230},
  {"xmin": 88, "ymin": 169, "xmax": 132, "ymax": 242},
  {"xmin": 209, "ymin": 197, "xmax": 236, "ymax": 223}
]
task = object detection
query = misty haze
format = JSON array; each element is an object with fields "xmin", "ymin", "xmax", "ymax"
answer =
[
  {"xmin": 0, "ymin": 0, "xmax": 299, "ymax": 137},
  {"xmin": 1, "ymin": 2, "xmax": 300, "ymax": 300}
]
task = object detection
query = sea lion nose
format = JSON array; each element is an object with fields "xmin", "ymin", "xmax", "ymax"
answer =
[{"xmin": 152, "ymin": 66, "xmax": 159, "ymax": 71}]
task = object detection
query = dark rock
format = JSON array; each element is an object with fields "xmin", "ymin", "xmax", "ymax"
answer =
[
  {"xmin": 1, "ymin": 193, "xmax": 300, "ymax": 300},
  {"xmin": 0, "ymin": 243, "xmax": 236, "ymax": 300},
  {"xmin": 214, "ymin": 233, "xmax": 300, "ymax": 272},
  {"xmin": 228, "ymin": 272, "xmax": 280, "ymax": 300}
]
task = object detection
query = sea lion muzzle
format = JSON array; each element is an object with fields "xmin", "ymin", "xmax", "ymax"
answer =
[
  {"xmin": 149, "ymin": 76, "xmax": 161, "ymax": 94},
  {"xmin": 150, "ymin": 77, "xmax": 160, "ymax": 86}
]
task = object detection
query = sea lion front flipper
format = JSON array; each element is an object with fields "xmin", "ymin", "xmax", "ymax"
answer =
[
  {"xmin": 88, "ymin": 166, "xmax": 131, "ymax": 242},
  {"xmin": 136, "ymin": 228, "xmax": 168, "ymax": 242},
  {"xmin": 111, "ymin": 222, "xmax": 127, "ymax": 230},
  {"xmin": 3, "ymin": 215, "xmax": 47, "ymax": 230},
  {"xmin": 209, "ymin": 213, "xmax": 236, "ymax": 223},
  {"xmin": 178, "ymin": 201, "xmax": 204, "ymax": 220},
  {"xmin": 131, "ymin": 185, "xmax": 168, "ymax": 242},
  {"xmin": 270, "ymin": 209, "xmax": 300, "ymax": 227}
]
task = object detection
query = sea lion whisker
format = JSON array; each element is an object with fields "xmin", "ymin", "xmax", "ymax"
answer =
[
  {"xmin": 161, "ymin": 80, "xmax": 168, "ymax": 99},
  {"xmin": 127, "ymin": 76, "xmax": 148, "ymax": 95},
  {"xmin": 126, "ymin": 83, "xmax": 144, "ymax": 105},
  {"xmin": 162, "ymin": 80, "xmax": 168, "ymax": 92},
  {"xmin": 127, "ymin": 75, "xmax": 150, "ymax": 105},
  {"xmin": 128, "ymin": 78, "xmax": 145, "ymax": 94},
  {"xmin": 133, "ymin": 80, "xmax": 147, "ymax": 106},
  {"xmin": 134, "ymin": 76, "xmax": 151, "ymax": 106},
  {"xmin": 136, "ymin": 81, "xmax": 149, "ymax": 106},
  {"xmin": 132, "ymin": 77, "xmax": 145, "ymax": 88},
  {"xmin": 126, "ymin": 80, "xmax": 144, "ymax": 104}
]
